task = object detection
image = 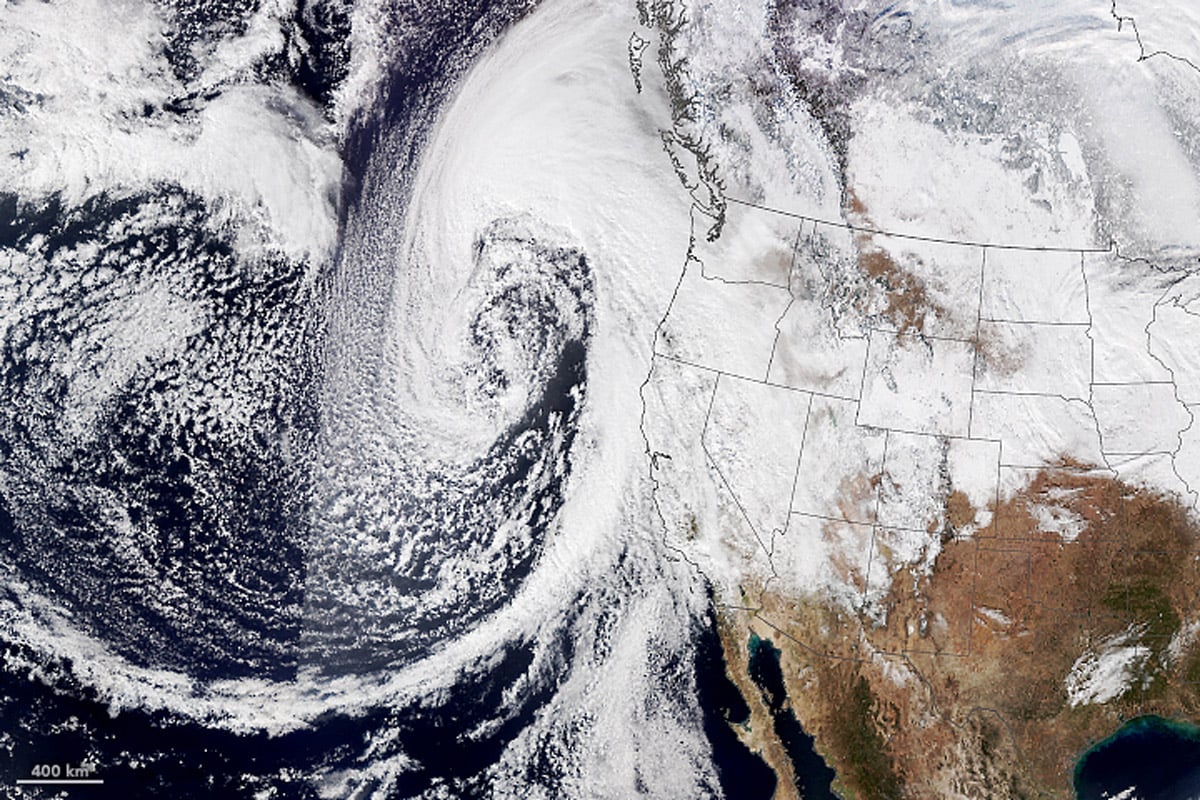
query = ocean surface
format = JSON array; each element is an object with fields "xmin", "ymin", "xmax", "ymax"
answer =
[
  {"xmin": 1075, "ymin": 716, "xmax": 1200, "ymax": 800},
  {"xmin": 747, "ymin": 634, "xmax": 840, "ymax": 800}
]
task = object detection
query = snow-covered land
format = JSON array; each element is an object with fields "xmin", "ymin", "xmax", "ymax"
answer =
[{"xmin": 642, "ymin": 0, "xmax": 1200, "ymax": 620}]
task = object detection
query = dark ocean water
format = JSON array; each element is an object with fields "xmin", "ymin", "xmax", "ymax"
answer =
[
  {"xmin": 0, "ymin": 626, "xmax": 573, "ymax": 798},
  {"xmin": 1075, "ymin": 716, "xmax": 1200, "ymax": 800},
  {"xmin": 747, "ymin": 633, "xmax": 841, "ymax": 799},
  {"xmin": 0, "ymin": 186, "xmax": 315, "ymax": 682},
  {"xmin": 694, "ymin": 610, "xmax": 777, "ymax": 799}
]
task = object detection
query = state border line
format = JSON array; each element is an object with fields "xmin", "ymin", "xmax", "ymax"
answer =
[
  {"xmin": 699, "ymin": 373, "xmax": 775, "ymax": 561},
  {"xmin": 865, "ymin": 325, "xmax": 975, "ymax": 345},
  {"xmin": 968, "ymin": 248, "xmax": 987, "ymax": 437},
  {"xmin": 980, "ymin": 318, "xmax": 1092, "ymax": 328},
  {"xmin": 1091, "ymin": 380, "xmax": 1178, "ymax": 387},
  {"xmin": 727, "ymin": 196, "xmax": 1113, "ymax": 254},
  {"xmin": 780, "ymin": 392, "xmax": 816, "ymax": 546},
  {"xmin": 972, "ymin": 388, "xmax": 1090, "ymax": 401},
  {"xmin": 764, "ymin": 223, "xmax": 808, "ymax": 382},
  {"xmin": 652, "ymin": 350, "xmax": 861, "ymax": 403},
  {"xmin": 999, "ymin": 462, "xmax": 1116, "ymax": 472}
]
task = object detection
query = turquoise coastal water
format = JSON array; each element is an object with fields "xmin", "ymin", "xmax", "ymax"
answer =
[{"xmin": 1074, "ymin": 715, "xmax": 1200, "ymax": 799}]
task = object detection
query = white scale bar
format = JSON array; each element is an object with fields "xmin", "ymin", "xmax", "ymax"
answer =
[{"xmin": 16, "ymin": 779, "xmax": 105, "ymax": 785}]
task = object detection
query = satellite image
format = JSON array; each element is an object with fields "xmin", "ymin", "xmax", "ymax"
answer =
[{"xmin": 3, "ymin": 0, "xmax": 1200, "ymax": 797}]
